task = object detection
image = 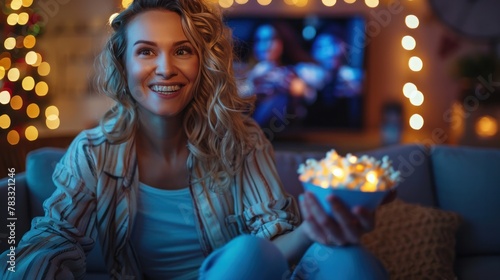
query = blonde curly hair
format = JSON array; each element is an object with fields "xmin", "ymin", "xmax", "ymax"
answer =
[{"xmin": 97, "ymin": 0, "xmax": 255, "ymax": 191}]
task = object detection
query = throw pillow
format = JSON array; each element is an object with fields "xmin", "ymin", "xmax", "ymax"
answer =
[{"xmin": 361, "ymin": 199, "xmax": 461, "ymax": 280}]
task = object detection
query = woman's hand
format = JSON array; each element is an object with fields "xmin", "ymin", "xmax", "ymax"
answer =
[{"xmin": 298, "ymin": 191, "xmax": 375, "ymax": 246}]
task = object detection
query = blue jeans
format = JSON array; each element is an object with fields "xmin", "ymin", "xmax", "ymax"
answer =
[{"xmin": 199, "ymin": 235, "xmax": 388, "ymax": 280}]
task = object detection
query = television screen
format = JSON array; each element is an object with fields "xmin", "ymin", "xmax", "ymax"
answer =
[{"xmin": 226, "ymin": 15, "xmax": 367, "ymax": 138}]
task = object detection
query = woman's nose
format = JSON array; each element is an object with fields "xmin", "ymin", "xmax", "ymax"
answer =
[{"xmin": 155, "ymin": 54, "xmax": 177, "ymax": 78}]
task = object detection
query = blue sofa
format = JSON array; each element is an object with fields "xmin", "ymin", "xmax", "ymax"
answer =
[{"xmin": 1, "ymin": 144, "xmax": 499, "ymax": 279}]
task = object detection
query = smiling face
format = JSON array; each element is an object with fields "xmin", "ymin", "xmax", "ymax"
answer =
[{"xmin": 125, "ymin": 9, "xmax": 200, "ymax": 119}]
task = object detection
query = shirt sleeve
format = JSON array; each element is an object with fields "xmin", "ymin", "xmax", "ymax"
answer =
[
  {"xmin": 238, "ymin": 121, "xmax": 301, "ymax": 240},
  {"xmin": 0, "ymin": 132, "xmax": 98, "ymax": 280}
]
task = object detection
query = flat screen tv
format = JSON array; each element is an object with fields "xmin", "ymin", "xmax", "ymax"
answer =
[{"xmin": 226, "ymin": 15, "xmax": 367, "ymax": 139}]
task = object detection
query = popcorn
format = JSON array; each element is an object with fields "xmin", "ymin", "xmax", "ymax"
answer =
[{"xmin": 297, "ymin": 150, "xmax": 400, "ymax": 192}]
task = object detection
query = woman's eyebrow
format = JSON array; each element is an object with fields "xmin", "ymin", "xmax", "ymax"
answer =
[{"xmin": 133, "ymin": 40, "xmax": 191, "ymax": 46}]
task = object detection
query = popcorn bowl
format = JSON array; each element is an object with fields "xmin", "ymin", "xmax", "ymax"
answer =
[{"xmin": 302, "ymin": 182, "xmax": 391, "ymax": 215}]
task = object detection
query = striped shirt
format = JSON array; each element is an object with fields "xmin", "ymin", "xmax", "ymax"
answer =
[{"xmin": 0, "ymin": 120, "xmax": 300, "ymax": 279}]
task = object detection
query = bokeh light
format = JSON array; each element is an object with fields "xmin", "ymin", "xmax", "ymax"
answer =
[
  {"xmin": 23, "ymin": 35, "xmax": 36, "ymax": 49},
  {"xmin": 403, "ymin": 82, "xmax": 417, "ymax": 98},
  {"xmin": 409, "ymin": 56, "xmax": 423, "ymax": 72},
  {"xmin": 0, "ymin": 115, "xmax": 11, "ymax": 129},
  {"xmin": 322, "ymin": 0, "xmax": 337, "ymax": 6},
  {"xmin": 18, "ymin": 12, "xmax": 29, "ymax": 25},
  {"xmin": 409, "ymin": 90, "xmax": 424, "ymax": 106},
  {"xmin": 402, "ymin": 35, "xmax": 416, "ymax": 50},
  {"xmin": 35, "ymin": 81, "xmax": 49, "ymax": 96},
  {"xmin": 405, "ymin": 15, "xmax": 419, "ymax": 29},
  {"xmin": 0, "ymin": 90, "xmax": 11, "ymax": 104},
  {"xmin": 7, "ymin": 68, "xmax": 20, "ymax": 82},
  {"xmin": 365, "ymin": 0, "xmax": 379, "ymax": 8},
  {"xmin": 27, "ymin": 103, "xmax": 40, "ymax": 118},
  {"xmin": 475, "ymin": 115, "xmax": 498, "ymax": 138},
  {"xmin": 10, "ymin": 95, "xmax": 23, "ymax": 110},
  {"xmin": 7, "ymin": 130, "xmax": 20, "ymax": 145},
  {"xmin": 22, "ymin": 76, "xmax": 35, "ymax": 91},
  {"xmin": 409, "ymin": 114, "xmax": 424, "ymax": 130},
  {"xmin": 38, "ymin": 62, "xmax": 51, "ymax": 76},
  {"xmin": 25, "ymin": 125, "xmax": 38, "ymax": 141},
  {"xmin": 257, "ymin": 0, "xmax": 272, "ymax": 6},
  {"xmin": 219, "ymin": 0, "xmax": 234, "ymax": 8}
]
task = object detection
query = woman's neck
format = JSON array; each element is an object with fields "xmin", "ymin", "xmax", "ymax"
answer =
[{"xmin": 135, "ymin": 110, "xmax": 188, "ymax": 158}]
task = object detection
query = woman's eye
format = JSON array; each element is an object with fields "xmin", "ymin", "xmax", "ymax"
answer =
[
  {"xmin": 176, "ymin": 46, "xmax": 193, "ymax": 56},
  {"xmin": 138, "ymin": 49, "xmax": 154, "ymax": 56}
]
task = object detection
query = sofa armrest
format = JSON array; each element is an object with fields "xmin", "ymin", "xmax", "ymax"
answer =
[{"xmin": 0, "ymin": 172, "xmax": 32, "ymax": 255}]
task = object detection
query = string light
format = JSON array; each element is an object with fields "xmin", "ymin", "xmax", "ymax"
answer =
[
  {"xmin": 2, "ymin": 0, "xmax": 56, "ymax": 144},
  {"xmin": 322, "ymin": 0, "xmax": 337, "ymax": 6}
]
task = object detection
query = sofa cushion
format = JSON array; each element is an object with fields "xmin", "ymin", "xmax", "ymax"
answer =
[
  {"xmin": 363, "ymin": 144, "xmax": 437, "ymax": 207},
  {"xmin": 26, "ymin": 147, "xmax": 66, "ymax": 218},
  {"xmin": 362, "ymin": 199, "xmax": 461, "ymax": 280},
  {"xmin": 455, "ymin": 256, "xmax": 500, "ymax": 280},
  {"xmin": 431, "ymin": 145, "xmax": 500, "ymax": 256}
]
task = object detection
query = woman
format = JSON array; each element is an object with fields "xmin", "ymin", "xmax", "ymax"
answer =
[{"xmin": 0, "ymin": 0, "xmax": 388, "ymax": 279}]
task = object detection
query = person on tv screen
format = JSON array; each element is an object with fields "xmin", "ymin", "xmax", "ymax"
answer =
[
  {"xmin": 0, "ymin": 1, "xmax": 389, "ymax": 279},
  {"xmin": 297, "ymin": 25, "xmax": 364, "ymax": 128},
  {"xmin": 241, "ymin": 22, "xmax": 315, "ymax": 132}
]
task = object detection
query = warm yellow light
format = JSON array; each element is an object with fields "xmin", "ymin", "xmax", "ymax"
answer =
[
  {"xmin": 219, "ymin": 0, "xmax": 234, "ymax": 8},
  {"xmin": 295, "ymin": 0, "xmax": 308, "ymax": 7},
  {"xmin": 22, "ymin": 0, "xmax": 34, "ymax": 7},
  {"xmin": 18, "ymin": 12, "xmax": 29, "ymax": 25},
  {"xmin": 0, "ymin": 67, "xmax": 5, "ymax": 80},
  {"xmin": 45, "ymin": 105, "xmax": 60, "ymax": 117},
  {"xmin": 46, "ymin": 117, "xmax": 60, "ymax": 130},
  {"xmin": 33, "ymin": 53, "xmax": 42, "ymax": 67},
  {"xmin": 4, "ymin": 37, "xmax": 16, "ymax": 50},
  {"xmin": 284, "ymin": 0, "xmax": 295, "ymax": 4},
  {"xmin": 322, "ymin": 0, "xmax": 337, "ymax": 6},
  {"xmin": 7, "ymin": 14, "xmax": 19, "ymax": 26},
  {"xmin": 366, "ymin": 170, "xmax": 378, "ymax": 184},
  {"xmin": 7, "ymin": 130, "xmax": 20, "ymax": 145},
  {"xmin": 405, "ymin": 15, "xmax": 419, "ymax": 29},
  {"xmin": 257, "ymin": 0, "xmax": 272, "ymax": 5},
  {"xmin": 11, "ymin": 0, "xmax": 23, "ymax": 10},
  {"xmin": 235, "ymin": 0, "xmax": 248, "ymax": 3},
  {"xmin": 475, "ymin": 115, "xmax": 498, "ymax": 138},
  {"xmin": 402, "ymin": 35, "xmax": 416, "ymax": 50},
  {"xmin": 38, "ymin": 62, "xmax": 51, "ymax": 76},
  {"xmin": 0, "ymin": 57, "xmax": 12, "ymax": 70},
  {"xmin": 7, "ymin": 68, "xmax": 20, "ymax": 82},
  {"xmin": 26, "ymin": 103, "xmax": 40, "ymax": 118},
  {"xmin": 25, "ymin": 125, "xmax": 38, "ymax": 141},
  {"xmin": 409, "ymin": 56, "xmax": 423, "ymax": 71},
  {"xmin": 22, "ymin": 76, "xmax": 36, "ymax": 91},
  {"xmin": 344, "ymin": 0, "xmax": 356, "ymax": 3},
  {"xmin": 409, "ymin": 114, "xmax": 424, "ymax": 130},
  {"xmin": 122, "ymin": 0, "xmax": 132, "ymax": 8},
  {"xmin": 0, "ymin": 115, "xmax": 11, "ymax": 129},
  {"xmin": 403, "ymin": 82, "xmax": 417, "ymax": 98},
  {"xmin": 35, "ymin": 81, "xmax": 49, "ymax": 96},
  {"xmin": 23, "ymin": 35, "xmax": 36, "ymax": 49},
  {"xmin": 409, "ymin": 90, "xmax": 424, "ymax": 106},
  {"xmin": 10, "ymin": 95, "xmax": 23, "ymax": 110},
  {"xmin": 365, "ymin": 0, "xmax": 379, "ymax": 8},
  {"xmin": 26, "ymin": 51, "xmax": 38, "ymax": 65},
  {"xmin": 0, "ymin": 91, "xmax": 10, "ymax": 105}
]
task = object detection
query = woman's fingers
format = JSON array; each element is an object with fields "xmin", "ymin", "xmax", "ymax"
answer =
[{"xmin": 328, "ymin": 195, "xmax": 363, "ymax": 244}]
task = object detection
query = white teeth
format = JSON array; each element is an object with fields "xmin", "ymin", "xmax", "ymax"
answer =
[{"xmin": 151, "ymin": 84, "xmax": 181, "ymax": 93}]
